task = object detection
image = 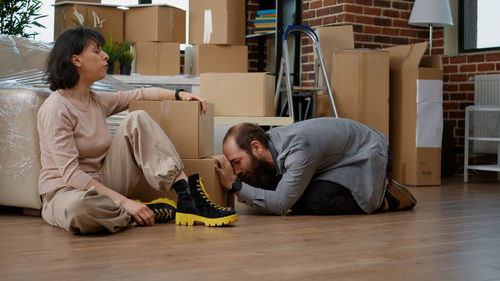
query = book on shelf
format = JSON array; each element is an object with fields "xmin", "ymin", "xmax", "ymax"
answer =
[
  {"xmin": 256, "ymin": 9, "xmax": 276, "ymax": 16},
  {"xmin": 254, "ymin": 17, "xmax": 276, "ymax": 23},
  {"xmin": 254, "ymin": 23, "xmax": 276, "ymax": 28},
  {"xmin": 254, "ymin": 27, "xmax": 275, "ymax": 32},
  {"xmin": 254, "ymin": 30, "xmax": 274, "ymax": 34}
]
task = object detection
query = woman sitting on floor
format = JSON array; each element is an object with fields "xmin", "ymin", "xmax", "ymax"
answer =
[{"xmin": 38, "ymin": 27, "xmax": 237, "ymax": 234}]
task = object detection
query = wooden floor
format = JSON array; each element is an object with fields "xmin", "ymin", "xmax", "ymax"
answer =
[{"xmin": 1, "ymin": 176, "xmax": 500, "ymax": 281}]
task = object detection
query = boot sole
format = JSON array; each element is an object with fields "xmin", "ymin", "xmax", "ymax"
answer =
[{"xmin": 175, "ymin": 213, "xmax": 238, "ymax": 227}]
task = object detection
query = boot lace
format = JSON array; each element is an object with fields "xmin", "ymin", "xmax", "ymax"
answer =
[
  {"xmin": 197, "ymin": 177, "xmax": 232, "ymax": 211},
  {"xmin": 152, "ymin": 208, "xmax": 173, "ymax": 220}
]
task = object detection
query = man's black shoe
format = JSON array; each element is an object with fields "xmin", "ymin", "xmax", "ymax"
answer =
[{"xmin": 173, "ymin": 174, "xmax": 238, "ymax": 226}]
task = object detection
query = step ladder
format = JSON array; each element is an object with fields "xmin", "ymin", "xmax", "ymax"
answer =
[{"xmin": 274, "ymin": 25, "xmax": 338, "ymax": 121}]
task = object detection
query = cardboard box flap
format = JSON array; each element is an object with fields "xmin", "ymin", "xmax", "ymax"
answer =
[
  {"xmin": 53, "ymin": 1, "xmax": 117, "ymax": 7},
  {"xmin": 316, "ymin": 25, "xmax": 355, "ymax": 50},
  {"xmin": 386, "ymin": 41, "xmax": 427, "ymax": 70},
  {"xmin": 420, "ymin": 55, "xmax": 442, "ymax": 69},
  {"xmin": 316, "ymin": 25, "xmax": 354, "ymax": 89},
  {"xmin": 125, "ymin": 3, "xmax": 176, "ymax": 8}
]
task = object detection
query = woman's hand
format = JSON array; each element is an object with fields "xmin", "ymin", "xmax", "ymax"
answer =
[
  {"xmin": 179, "ymin": 91, "xmax": 208, "ymax": 114},
  {"xmin": 121, "ymin": 199, "xmax": 155, "ymax": 226}
]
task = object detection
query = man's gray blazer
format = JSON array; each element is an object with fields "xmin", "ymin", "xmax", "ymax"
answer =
[{"xmin": 238, "ymin": 117, "xmax": 389, "ymax": 215}]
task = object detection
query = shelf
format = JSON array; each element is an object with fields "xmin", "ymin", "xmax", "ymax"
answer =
[
  {"xmin": 215, "ymin": 116, "xmax": 293, "ymax": 126},
  {"xmin": 468, "ymin": 137, "xmax": 500, "ymax": 142},
  {"xmin": 463, "ymin": 105, "xmax": 500, "ymax": 182},
  {"xmin": 245, "ymin": 31, "xmax": 276, "ymax": 39},
  {"xmin": 110, "ymin": 74, "xmax": 200, "ymax": 85},
  {"xmin": 467, "ymin": 164, "xmax": 500, "ymax": 172}
]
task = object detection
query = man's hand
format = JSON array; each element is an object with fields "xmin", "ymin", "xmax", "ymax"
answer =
[
  {"xmin": 213, "ymin": 154, "xmax": 235, "ymax": 190},
  {"xmin": 121, "ymin": 199, "xmax": 155, "ymax": 226}
]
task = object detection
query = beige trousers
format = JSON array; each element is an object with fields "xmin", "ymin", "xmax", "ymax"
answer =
[{"xmin": 41, "ymin": 110, "xmax": 183, "ymax": 234}]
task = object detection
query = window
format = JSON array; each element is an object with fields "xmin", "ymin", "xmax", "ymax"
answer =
[{"xmin": 460, "ymin": 0, "xmax": 500, "ymax": 52}]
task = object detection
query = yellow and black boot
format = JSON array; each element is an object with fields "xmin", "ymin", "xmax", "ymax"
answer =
[
  {"xmin": 173, "ymin": 174, "xmax": 238, "ymax": 227},
  {"xmin": 139, "ymin": 197, "xmax": 176, "ymax": 223}
]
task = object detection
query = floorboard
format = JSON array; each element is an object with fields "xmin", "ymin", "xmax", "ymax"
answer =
[{"xmin": 1, "ymin": 176, "xmax": 499, "ymax": 281}]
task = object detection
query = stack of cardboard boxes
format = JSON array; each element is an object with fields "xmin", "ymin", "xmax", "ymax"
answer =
[
  {"xmin": 315, "ymin": 25, "xmax": 443, "ymax": 186},
  {"xmin": 125, "ymin": 5, "xmax": 185, "ymax": 76},
  {"xmin": 189, "ymin": 0, "xmax": 275, "ymax": 117},
  {"xmin": 128, "ymin": 100, "xmax": 234, "ymax": 207},
  {"xmin": 188, "ymin": 0, "xmax": 248, "ymax": 74}
]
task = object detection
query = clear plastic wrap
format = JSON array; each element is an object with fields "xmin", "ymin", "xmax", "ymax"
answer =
[{"xmin": 0, "ymin": 35, "xmax": 136, "ymax": 208}]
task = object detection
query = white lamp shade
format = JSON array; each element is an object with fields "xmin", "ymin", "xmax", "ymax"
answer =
[{"xmin": 409, "ymin": 0, "xmax": 453, "ymax": 27}]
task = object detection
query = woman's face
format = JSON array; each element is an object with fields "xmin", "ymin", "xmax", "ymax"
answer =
[{"xmin": 73, "ymin": 40, "xmax": 109, "ymax": 83}]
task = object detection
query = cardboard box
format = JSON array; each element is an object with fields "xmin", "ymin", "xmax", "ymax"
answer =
[
  {"xmin": 315, "ymin": 25, "xmax": 355, "ymax": 89},
  {"xmin": 190, "ymin": 44, "xmax": 248, "ymax": 74},
  {"xmin": 134, "ymin": 42, "xmax": 180, "ymax": 76},
  {"xmin": 330, "ymin": 49, "xmax": 390, "ymax": 138},
  {"xmin": 125, "ymin": 5, "xmax": 185, "ymax": 43},
  {"xmin": 129, "ymin": 100, "xmax": 214, "ymax": 159},
  {"xmin": 315, "ymin": 94, "xmax": 333, "ymax": 118},
  {"xmin": 200, "ymin": 72, "xmax": 275, "ymax": 116},
  {"xmin": 54, "ymin": 2, "xmax": 123, "ymax": 42},
  {"xmin": 130, "ymin": 158, "xmax": 234, "ymax": 208},
  {"xmin": 56, "ymin": 0, "xmax": 100, "ymax": 2},
  {"xmin": 386, "ymin": 42, "xmax": 443, "ymax": 186},
  {"xmin": 189, "ymin": 0, "xmax": 245, "ymax": 45}
]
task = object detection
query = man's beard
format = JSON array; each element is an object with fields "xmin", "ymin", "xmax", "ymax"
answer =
[{"xmin": 240, "ymin": 152, "xmax": 280, "ymax": 190}]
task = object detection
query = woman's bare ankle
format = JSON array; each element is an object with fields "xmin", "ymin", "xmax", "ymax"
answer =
[{"xmin": 174, "ymin": 171, "xmax": 188, "ymax": 183}]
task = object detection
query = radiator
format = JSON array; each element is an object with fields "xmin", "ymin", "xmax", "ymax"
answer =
[{"xmin": 472, "ymin": 74, "xmax": 500, "ymax": 154}]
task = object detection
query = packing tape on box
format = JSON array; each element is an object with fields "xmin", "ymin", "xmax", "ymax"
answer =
[
  {"xmin": 203, "ymin": 9, "xmax": 213, "ymax": 44},
  {"xmin": 416, "ymin": 79, "xmax": 443, "ymax": 148},
  {"xmin": 359, "ymin": 53, "xmax": 368, "ymax": 122},
  {"xmin": 160, "ymin": 99, "xmax": 173, "ymax": 120}
]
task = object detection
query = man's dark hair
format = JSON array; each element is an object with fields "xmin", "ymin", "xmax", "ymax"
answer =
[
  {"xmin": 224, "ymin": 123, "xmax": 269, "ymax": 154},
  {"xmin": 44, "ymin": 27, "xmax": 105, "ymax": 91}
]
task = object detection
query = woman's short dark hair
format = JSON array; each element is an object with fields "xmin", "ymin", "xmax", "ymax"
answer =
[
  {"xmin": 44, "ymin": 27, "xmax": 105, "ymax": 91},
  {"xmin": 224, "ymin": 123, "xmax": 269, "ymax": 154}
]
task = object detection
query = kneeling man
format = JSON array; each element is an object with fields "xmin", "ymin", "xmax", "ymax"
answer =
[{"xmin": 214, "ymin": 118, "xmax": 416, "ymax": 215}]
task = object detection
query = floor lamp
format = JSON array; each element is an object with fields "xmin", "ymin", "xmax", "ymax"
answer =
[{"xmin": 409, "ymin": 0, "xmax": 454, "ymax": 55}]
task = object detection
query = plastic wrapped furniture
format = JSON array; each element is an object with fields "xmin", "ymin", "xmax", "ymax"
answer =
[{"xmin": 0, "ymin": 35, "xmax": 135, "ymax": 212}]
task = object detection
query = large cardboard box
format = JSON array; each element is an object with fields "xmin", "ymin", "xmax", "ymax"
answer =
[
  {"xmin": 134, "ymin": 42, "xmax": 180, "ymax": 76},
  {"xmin": 330, "ymin": 49, "xmax": 390, "ymax": 138},
  {"xmin": 56, "ymin": 0, "xmax": 100, "ymax": 2},
  {"xmin": 200, "ymin": 72, "xmax": 275, "ymax": 116},
  {"xmin": 130, "ymin": 158, "xmax": 234, "ymax": 208},
  {"xmin": 190, "ymin": 44, "xmax": 248, "ymax": 74},
  {"xmin": 54, "ymin": 2, "xmax": 123, "ymax": 42},
  {"xmin": 189, "ymin": 0, "xmax": 245, "ymax": 45},
  {"xmin": 315, "ymin": 25, "xmax": 355, "ymax": 89},
  {"xmin": 125, "ymin": 5, "xmax": 185, "ymax": 43},
  {"xmin": 386, "ymin": 42, "xmax": 443, "ymax": 186},
  {"xmin": 129, "ymin": 100, "xmax": 214, "ymax": 159}
]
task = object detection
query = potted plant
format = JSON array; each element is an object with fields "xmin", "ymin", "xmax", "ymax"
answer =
[
  {"xmin": 119, "ymin": 50, "xmax": 133, "ymax": 75},
  {"xmin": 102, "ymin": 34, "xmax": 131, "ymax": 74},
  {"xmin": 0, "ymin": 0, "xmax": 47, "ymax": 38}
]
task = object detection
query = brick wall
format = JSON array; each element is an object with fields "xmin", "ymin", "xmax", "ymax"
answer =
[
  {"xmin": 245, "ymin": 0, "xmax": 500, "ymax": 173},
  {"xmin": 247, "ymin": 0, "xmax": 264, "ymax": 71},
  {"xmin": 442, "ymin": 53, "xmax": 500, "ymax": 165}
]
